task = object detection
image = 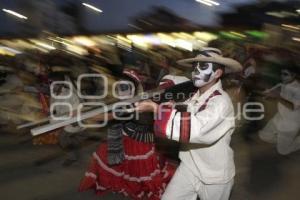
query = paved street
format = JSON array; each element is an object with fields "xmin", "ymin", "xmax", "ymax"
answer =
[{"xmin": 0, "ymin": 127, "xmax": 299, "ymax": 200}]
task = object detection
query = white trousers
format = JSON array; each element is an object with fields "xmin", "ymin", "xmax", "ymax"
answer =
[
  {"xmin": 162, "ymin": 163, "xmax": 234, "ymax": 200},
  {"xmin": 259, "ymin": 118, "xmax": 300, "ymax": 155}
]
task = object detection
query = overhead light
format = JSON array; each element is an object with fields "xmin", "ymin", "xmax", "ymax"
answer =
[
  {"xmin": 281, "ymin": 11, "xmax": 298, "ymax": 17},
  {"xmin": 197, "ymin": 39, "xmax": 207, "ymax": 44},
  {"xmin": 266, "ymin": 11, "xmax": 298, "ymax": 18},
  {"xmin": 203, "ymin": 0, "xmax": 220, "ymax": 6},
  {"xmin": 292, "ymin": 37, "xmax": 300, "ymax": 42},
  {"xmin": 128, "ymin": 23, "xmax": 143, "ymax": 31},
  {"xmin": 175, "ymin": 39, "xmax": 193, "ymax": 51},
  {"xmin": 117, "ymin": 35, "xmax": 132, "ymax": 44},
  {"xmin": 47, "ymin": 37, "xmax": 69, "ymax": 46},
  {"xmin": 230, "ymin": 31, "xmax": 247, "ymax": 38},
  {"xmin": 73, "ymin": 36, "xmax": 96, "ymax": 47},
  {"xmin": 2, "ymin": 8, "xmax": 28, "ymax": 19},
  {"xmin": 66, "ymin": 45, "xmax": 87, "ymax": 55},
  {"xmin": 179, "ymin": 32, "xmax": 195, "ymax": 39},
  {"xmin": 220, "ymin": 31, "xmax": 243, "ymax": 40},
  {"xmin": 0, "ymin": 45, "xmax": 22, "ymax": 55},
  {"xmin": 157, "ymin": 33, "xmax": 175, "ymax": 47},
  {"xmin": 266, "ymin": 12, "xmax": 285, "ymax": 18},
  {"xmin": 116, "ymin": 35, "xmax": 132, "ymax": 51},
  {"xmin": 296, "ymin": 9, "xmax": 300, "ymax": 14},
  {"xmin": 143, "ymin": 35, "xmax": 161, "ymax": 45},
  {"xmin": 281, "ymin": 24, "xmax": 300, "ymax": 30},
  {"xmin": 196, "ymin": 0, "xmax": 212, "ymax": 6},
  {"xmin": 193, "ymin": 32, "xmax": 218, "ymax": 41},
  {"xmin": 34, "ymin": 41, "xmax": 56, "ymax": 50},
  {"xmin": 82, "ymin": 3, "xmax": 102, "ymax": 13},
  {"xmin": 196, "ymin": 0, "xmax": 220, "ymax": 6},
  {"xmin": 245, "ymin": 31, "xmax": 268, "ymax": 39},
  {"xmin": 171, "ymin": 32, "xmax": 183, "ymax": 38},
  {"xmin": 126, "ymin": 35, "xmax": 148, "ymax": 48}
]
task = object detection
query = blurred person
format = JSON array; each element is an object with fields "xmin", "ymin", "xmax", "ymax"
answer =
[
  {"xmin": 36, "ymin": 63, "xmax": 51, "ymax": 114},
  {"xmin": 242, "ymin": 57, "xmax": 256, "ymax": 83},
  {"xmin": 0, "ymin": 65, "xmax": 29, "ymax": 126},
  {"xmin": 49, "ymin": 68, "xmax": 86, "ymax": 166},
  {"xmin": 87, "ymin": 46, "xmax": 123, "ymax": 76},
  {"xmin": 0, "ymin": 65, "xmax": 23, "ymax": 92},
  {"xmin": 239, "ymin": 55, "xmax": 261, "ymax": 140},
  {"xmin": 135, "ymin": 48, "xmax": 242, "ymax": 200},
  {"xmin": 79, "ymin": 69, "xmax": 177, "ymax": 200},
  {"xmin": 259, "ymin": 64, "xmax": 300, "ymax": 155},
  {"xmin": 31, "ymin": 63, "xmax": 60, "ymax": 145},
  {"xmin": 148, "ymin": 48, "xmax": 170, "ymax": 82}
]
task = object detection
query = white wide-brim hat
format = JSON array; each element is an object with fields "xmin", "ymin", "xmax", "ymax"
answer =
[{"xmin": 177, "ymin": 47, "xmax": 242, "ymax": 73}]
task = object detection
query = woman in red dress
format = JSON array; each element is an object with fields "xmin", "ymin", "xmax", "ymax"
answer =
[{"xmin": 79, "ymin": 69, "xmax": 175, "ymax": 200}]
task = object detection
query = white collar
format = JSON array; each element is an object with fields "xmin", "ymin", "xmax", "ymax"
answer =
[{"xmin": 190, "ymin": 80, "xmax": 223, "ymax": 102}]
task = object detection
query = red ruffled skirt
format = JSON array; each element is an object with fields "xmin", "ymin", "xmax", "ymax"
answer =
[{"xmin": 79, "ymin": 135, "xmax": 176, "ymax": 200}]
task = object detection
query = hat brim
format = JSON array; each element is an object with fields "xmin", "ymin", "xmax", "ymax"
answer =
[{"xmin": 177, "ymin": 56, "xmax": 242, "ymax": 73}]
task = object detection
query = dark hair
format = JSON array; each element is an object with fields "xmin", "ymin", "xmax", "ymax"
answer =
[
  {"xmin": 281, "ymin": 62, "xmax": 299, "ymax": 75},
  {"xmin": 212, "ymin": 63, "xmax": 225, "ymax": 73},
  {"xmin": 120, "ymin": 75, "xmax": 139, "ymax": 95},
  {"xmin": 48, "ymin": 72, "xmax": 68, "ymax": 81}
]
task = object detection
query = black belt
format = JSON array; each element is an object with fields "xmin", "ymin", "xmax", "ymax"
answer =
[{"xmin": 123, "ymin": 122, "xmax": 154, "ymax": 143}]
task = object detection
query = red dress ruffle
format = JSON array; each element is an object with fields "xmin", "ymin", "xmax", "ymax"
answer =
[{"xmin": 79, "ymin": 135, "xmax": 175, "ymax": 200}]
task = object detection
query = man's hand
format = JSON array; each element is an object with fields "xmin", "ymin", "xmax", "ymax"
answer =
[{"xmin": 135, "ymin": 100, "xmax": 159, "ymax": 113}]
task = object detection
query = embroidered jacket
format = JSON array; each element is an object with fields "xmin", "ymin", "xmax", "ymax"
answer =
[{"xmin": 155, "ymin": 80, "xmax": 235, "ymax": 184}]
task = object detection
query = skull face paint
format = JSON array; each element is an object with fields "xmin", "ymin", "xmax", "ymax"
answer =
[{"xmin": 192, "ymin": 62, "xmax": 215, "ymax": 87}]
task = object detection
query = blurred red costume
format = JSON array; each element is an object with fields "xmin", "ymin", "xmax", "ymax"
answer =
[
  {"xmin": 79, "ymin": 70, "xmax": 179, "ymax": 200},
  {"xmin": 79, "ymin": 129, "xmax": 175, "ymax": 200}
]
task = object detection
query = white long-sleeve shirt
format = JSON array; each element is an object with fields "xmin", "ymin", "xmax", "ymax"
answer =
[
  {"xmin": 273, "ymin": 80, "xmax": 300, "ymax": 132},
  {"xmin": 155, "ymin": 80, "xmax": 235, "ymax": 184}
]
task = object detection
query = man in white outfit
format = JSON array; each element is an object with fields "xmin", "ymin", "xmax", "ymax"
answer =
[
  {"xmin": 259, "ymin": 66, "xmax": 300, "ymax": 155},
  {"xmin": 135, "ymin": 48, "xmax": 242, "ymax": 200}
]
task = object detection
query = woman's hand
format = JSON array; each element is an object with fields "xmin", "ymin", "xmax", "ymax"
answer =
[{"xmin": 135, "ymin": 100, "xmax": 159, "ymax": 113}]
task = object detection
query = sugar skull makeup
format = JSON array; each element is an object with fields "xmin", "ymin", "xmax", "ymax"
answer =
[{"xmin": 191, "ymin": 62, "xmax": 216, "ymax": 87}]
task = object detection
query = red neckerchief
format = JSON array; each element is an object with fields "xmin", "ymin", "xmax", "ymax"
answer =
[{"xmin": 198, "ymin": 90, "xmax": 221, "ymax": 112}]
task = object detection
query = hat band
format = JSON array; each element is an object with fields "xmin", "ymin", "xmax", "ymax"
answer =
[{"xmin": 199, "ymin": 50, "xmax": 222, "ymax": 57}]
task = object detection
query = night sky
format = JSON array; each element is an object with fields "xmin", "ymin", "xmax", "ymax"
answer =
[{"xmin": 0, "ymin": 0, "xmax": 256, "ymax": 35}]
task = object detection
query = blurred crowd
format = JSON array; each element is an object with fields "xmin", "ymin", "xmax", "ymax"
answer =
[{"xmin": 0, "ymin": 37, "xmax": 299, "ymax": 146}]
